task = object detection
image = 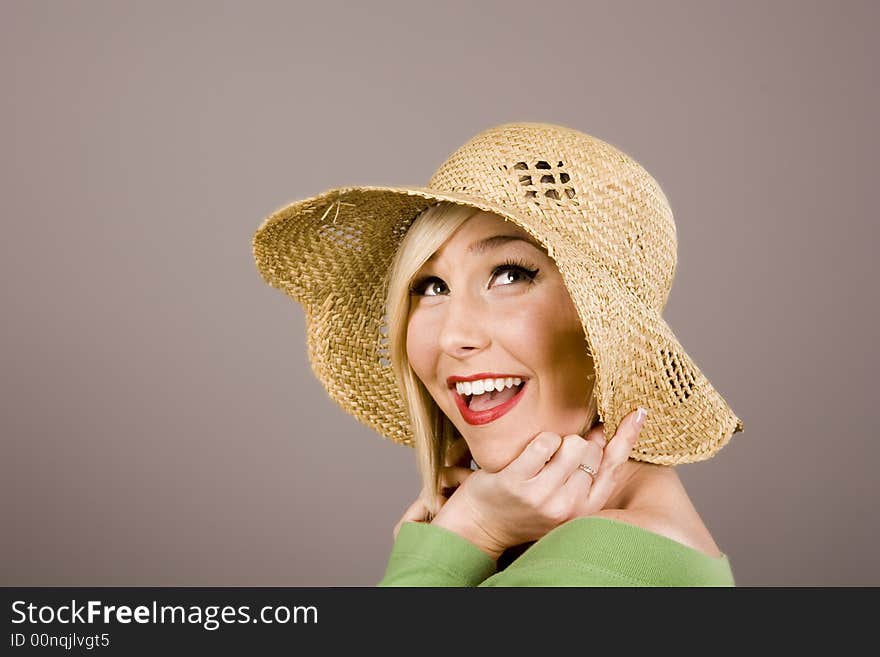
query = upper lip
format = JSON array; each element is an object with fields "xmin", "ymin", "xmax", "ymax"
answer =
[{"xmin": 446, "ymin": 373, "xmax": 529, "ymax": 389}]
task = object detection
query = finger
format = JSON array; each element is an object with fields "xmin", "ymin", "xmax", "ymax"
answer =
[
  {"xmin": 540, "ymin": 434, "xmax": 603, "ymax": 489},
  {"xmin": 505, "ymin": 431, "xmax": 563, "ymax": 480},
  {"xmin": 402, "ymin": 496, "xmax": 431, "ymax": 522},
  {"xmin": 587, "ymin": 407, "xmax": 648, "ymax": 506},
  {"xmin": 561, "ymin": 463, "xmax": 596, "ymax": 508},
  {"xmin": 393, "ymin": 497, "xmax": 433, "ymax": 540},
  {"xmin": 560, "ymin": 428, "xmax": 603, "ymax": 499},
  {"xmin": 583, "ymin": 422, "xmax": 606, "ymax": 449}
]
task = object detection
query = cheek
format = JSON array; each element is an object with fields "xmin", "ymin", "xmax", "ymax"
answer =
[
  {"xmin": 508, "ymin": 290, "xmax": 591, "ymax": 393},
  {"xmin": 500, "ymin": 297, "xmax": 562, "ymax": 362}
]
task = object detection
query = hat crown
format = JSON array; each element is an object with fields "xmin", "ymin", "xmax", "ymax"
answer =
[{"xmin": 426, "ymin": 122, "xmax": 678, "ymax": 311}]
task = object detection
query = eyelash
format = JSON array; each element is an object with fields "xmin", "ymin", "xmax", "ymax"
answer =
[{"xmin": 408, "ymin": 258, "xmax": 540, "ymax": 297}]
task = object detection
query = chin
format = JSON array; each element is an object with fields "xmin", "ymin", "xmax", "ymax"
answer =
[
  {"xmin": 467, "ymin": 446, "xmax": 523, "ymax": 474},
  {"xmin": 455, "ymin": 420, "xmax": 545, "ymax": 473},
  {"xmin": 465, "ymin": 418, "xmax": 588, "ymax": 473}
]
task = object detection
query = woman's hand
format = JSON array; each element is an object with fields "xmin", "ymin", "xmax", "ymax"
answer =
[
  {"xmin": 430, "ymin": 407, "xmax": 648, "ymax": 560},
  {"xmin": 391, "ymin": 435, "xmax": 474, "ymax": 541}
]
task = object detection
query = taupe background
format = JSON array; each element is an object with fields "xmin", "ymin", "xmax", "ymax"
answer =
[{"xmin": 2, "ymin": 0, "xmax": 876, "ymax": 586}]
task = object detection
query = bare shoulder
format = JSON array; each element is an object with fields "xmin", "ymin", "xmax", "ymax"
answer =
[
  {"xmin": 589, "ymin": 508, "xmax": 724, "ymax": 558},
  {"xmin": 584, "ymin": 463, "xmax": 726, "ymax": 558}
]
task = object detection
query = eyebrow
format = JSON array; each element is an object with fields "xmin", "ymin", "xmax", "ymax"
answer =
[{"xmin": 425, "ymin": 234, "xmax": 544, "ymax": 263}]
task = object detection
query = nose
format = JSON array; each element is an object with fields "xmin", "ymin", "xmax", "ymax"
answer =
[{"xmin": 437, "ymin": 288, "xmax": 491, "ymax": 358}]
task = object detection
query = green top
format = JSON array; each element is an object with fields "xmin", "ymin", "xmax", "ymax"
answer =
[{"xmin": 378, "ymin": 516, "xmax": 735, "ymax": 587}]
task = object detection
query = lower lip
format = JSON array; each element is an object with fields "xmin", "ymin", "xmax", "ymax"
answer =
[{"xmin": 452, "ymin": 382, "xmax": 528, "ymax": 426}]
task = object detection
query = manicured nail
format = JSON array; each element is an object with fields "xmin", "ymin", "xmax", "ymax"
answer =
[{"xmin": 634, "ymin": 407, "xmax": 649, "ymax": 428}]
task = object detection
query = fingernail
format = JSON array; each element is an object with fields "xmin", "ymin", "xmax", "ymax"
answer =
[{"xmin": 634, "ymin": 407, "xmax": 649, "ymax": 428}]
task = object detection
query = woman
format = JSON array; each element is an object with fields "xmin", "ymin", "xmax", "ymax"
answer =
[{"xmin": 252, "ymin": 122, "xmax": 744, "ymax": 586}]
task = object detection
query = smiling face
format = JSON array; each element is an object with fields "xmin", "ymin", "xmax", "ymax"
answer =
[{"xmin": 405, "ymin": 211, "xmax": 596, "ymax": 472}]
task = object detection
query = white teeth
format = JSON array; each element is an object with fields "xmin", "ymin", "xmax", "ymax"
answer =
[{"xmin": 456, "ymin": 377, "xmax": 524, "ymax": 397}]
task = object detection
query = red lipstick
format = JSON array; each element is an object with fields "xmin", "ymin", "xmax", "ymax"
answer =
[{"xmin": 450, "ymin": 379, "xmax": 528, "ymax": 426}]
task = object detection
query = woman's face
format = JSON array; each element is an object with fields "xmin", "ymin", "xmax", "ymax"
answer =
[{"xmin": 406, "ymin": 211, "xmax": 595, "ymax": 472}]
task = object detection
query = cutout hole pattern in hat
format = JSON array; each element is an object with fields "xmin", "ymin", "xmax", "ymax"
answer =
[{"xmin": 509, "ymin": 160, "xmax": 579, "ymax": 204}]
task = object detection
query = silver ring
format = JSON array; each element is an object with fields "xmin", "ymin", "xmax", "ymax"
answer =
[{"xmin": 578, "ymin": 463, "xmax": 598, "ymax": 477}]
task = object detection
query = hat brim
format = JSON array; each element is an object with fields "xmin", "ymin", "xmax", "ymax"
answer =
[{"xmin": 253, "ymin": 185, "xmax": 743, "ymax": 464}]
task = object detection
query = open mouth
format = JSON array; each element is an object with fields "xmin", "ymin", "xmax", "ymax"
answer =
[
  {"xmin": 451, "ymin": 378, "xmax": 529, "ymax": 425},
  {"xmin": 461, "ymin": 381, "xmax": 526, "ymax": 411}
]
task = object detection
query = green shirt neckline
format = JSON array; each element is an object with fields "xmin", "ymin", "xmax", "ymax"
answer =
[
  {"xmin": 380, "ymin": 515, "xmax": 736, "ymax": 587},
  {"xmin": 483, "ymin": 515, "xmax": 734, "ymax": 586},
  {"xmin": 563, "ymin": 515, "xmax": 730, "ymax": 561}
]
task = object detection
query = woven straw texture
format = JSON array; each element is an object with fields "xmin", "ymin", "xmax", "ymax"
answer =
[{"xmin": 252, "ymin": 122, "xmax": 743, "ymax": 464}]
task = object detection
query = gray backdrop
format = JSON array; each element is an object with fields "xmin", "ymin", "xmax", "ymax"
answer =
[{"xmin": 2, "ymin": 0, "xmax": 877, "ymax": 586}]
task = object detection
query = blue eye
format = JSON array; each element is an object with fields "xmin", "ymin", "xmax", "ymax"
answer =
[{"xmin": 408, "ymin": 259, "xmax": 539, "ymax": 297}]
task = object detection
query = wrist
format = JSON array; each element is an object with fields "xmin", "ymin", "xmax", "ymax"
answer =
[{"xmin": 431, "ymin": 499, "xmax": 507, "ymax": 561}]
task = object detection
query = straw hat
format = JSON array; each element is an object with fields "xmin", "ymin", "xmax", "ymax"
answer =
[{"xmin": 252, "ymin": 122, "xmax": 743, "ymax": 464}]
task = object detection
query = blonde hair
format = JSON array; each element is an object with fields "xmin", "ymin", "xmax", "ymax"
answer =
[{"xmin": 385, "ymin": 201, "xmax": 599, "ymax": 519}]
